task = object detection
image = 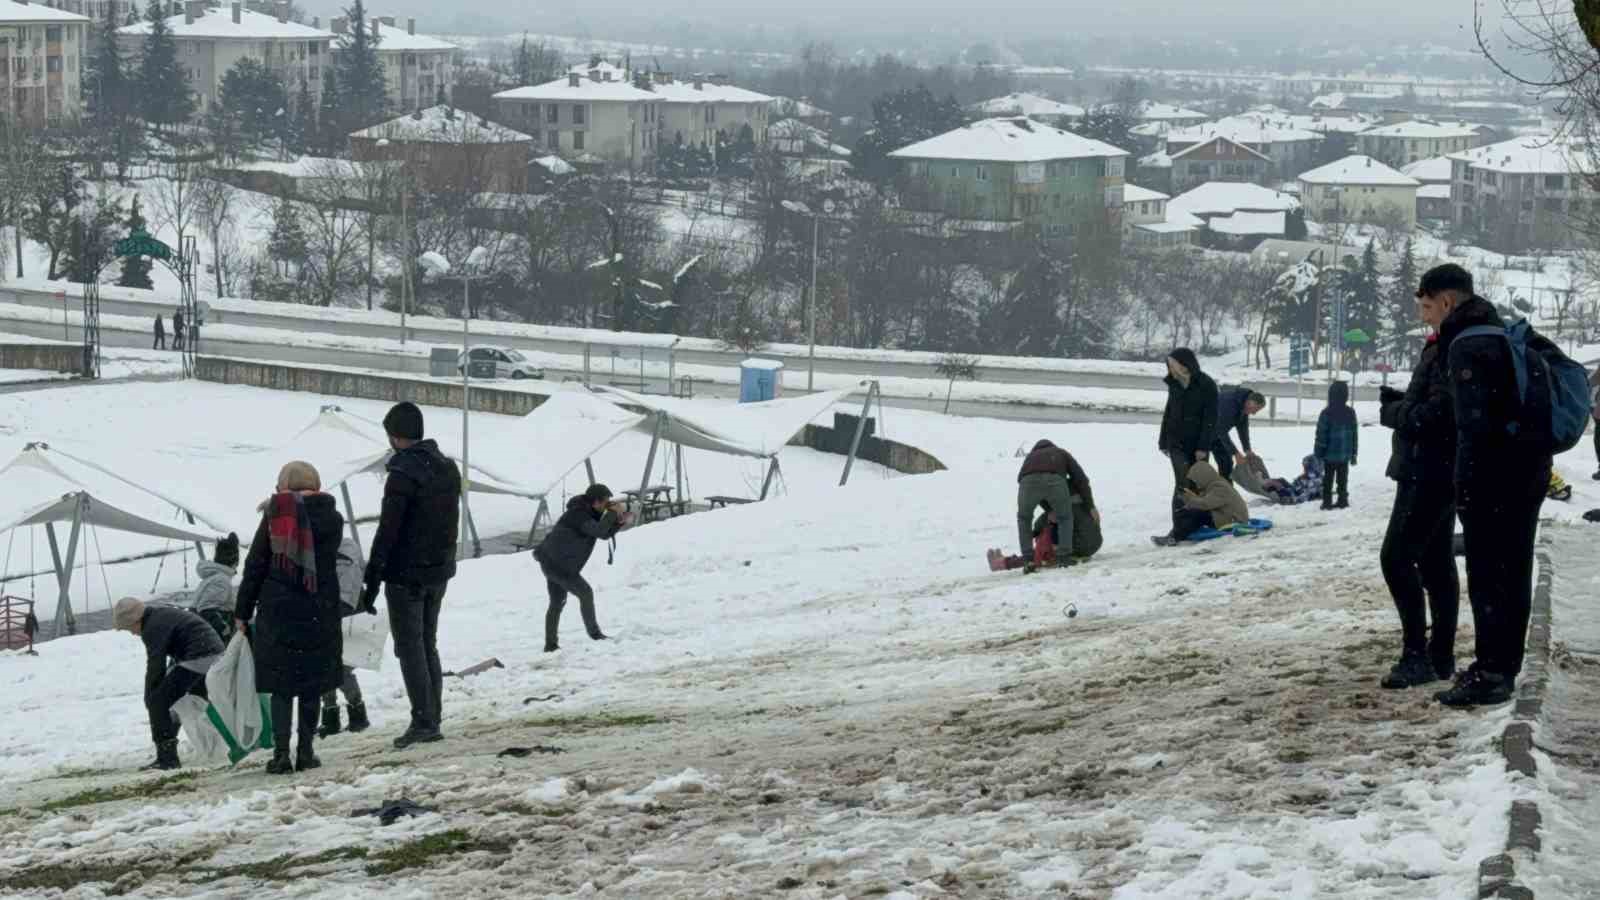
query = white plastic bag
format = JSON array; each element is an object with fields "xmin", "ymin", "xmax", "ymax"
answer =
[
  {"xmin": 172, "ymin": 695, "xmax": 227, "ymax": 761},
  {"xmin": 204, "ymin": 632, "xmax": 270, "ymax": 763},
  {"xmin": 343, "ymin": 608, "xmax": 390, "ymax": 672}
]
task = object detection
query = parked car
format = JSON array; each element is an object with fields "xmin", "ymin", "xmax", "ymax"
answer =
[{"xmin": 457, "ymin": 345, "xmax": 545, "ymax": 380}]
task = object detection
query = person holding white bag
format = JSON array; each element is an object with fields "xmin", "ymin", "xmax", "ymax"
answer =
[{"xmin": 114, "ymin": 596, "xmax": 224, "ymax": 771}]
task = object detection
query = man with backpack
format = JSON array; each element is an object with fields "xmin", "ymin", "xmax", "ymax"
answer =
[{"xmin": 1426, "ymin": 264, "xmax": 1584, "ymax": 707}]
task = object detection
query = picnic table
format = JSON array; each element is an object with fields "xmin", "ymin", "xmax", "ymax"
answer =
[
  {"xmin": 622, "ymin": 485, "xmax": 684, "ymax": 523},
  {"xmin": 706, "ymin": 495, "xmax": 755, "ymax": 510}
]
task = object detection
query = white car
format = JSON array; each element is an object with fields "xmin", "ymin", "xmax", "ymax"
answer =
[{"xmin": 458, "ymin": 346, "xmax": 545, "ymax": 380}]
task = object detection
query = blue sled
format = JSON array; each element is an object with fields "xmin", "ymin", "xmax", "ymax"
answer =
[{"xmin": 1186, "ymin": 518, "xmax": 1275, "ymax": 542}]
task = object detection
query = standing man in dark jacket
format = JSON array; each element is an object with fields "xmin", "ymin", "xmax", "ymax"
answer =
[
  {"xmin": 1158, "ymin": 348, "xmax": 1219, "ymax": 500},
  {"xmin": 114, "ymin": 596, "xmax": 225, "ymax": 770},
  {"xmin": 172, "ymin": 310, "xmax": 185, "ymax": 351},
  {"xmin": 1014, "ymin": 439, "xmax": 1099, "ymax": 570},
  {"xmin": 1212, "ymin": 387, "xmax": 1266, "ymax": 482},
  {"xmin": 360, "ymin": 401, "xmax": 462, "ymax": 749},
  {"xmin": 1377, "ymin": 298, "xmax": 1459, "ymax": 690},
  {"xmin": 153, "ymin": 314, "xmax": 166, "ymax": 350},
  {"xmin": 1425, "ymin": 264, "xmax": 1553, "ymax": 708},
  {"xmin": 534, "ymin": 483, "xmax": 629, "ymax": 652}
]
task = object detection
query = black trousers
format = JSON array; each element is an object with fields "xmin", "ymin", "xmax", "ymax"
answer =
[
  {"xmin": 322, "ymin": 666, "xmax": 364, "ymax": 708},
  {"xmin": 146, "ymin": 666, "xmax": 208, "ymax": 744},
  {"xmin": 539, "ymin": 561, "xmax": 601, "ymax": 645},
  {"xmin": 1171, "ymin": 507, "xmax": 1215, "ymax": 541},
  {"xmin": 153, "ymin": 332, "xmax": 165, "ymax": 349},
  {"xmin": 387, "ymin": 582, "xmax": 447, "ymax": 730},
  {"xmin": 1168, "ymin": 450, "xmax": 1194, "ymax": 497},
  {"xmin": 1592, "ymin": 423, "xmax": 1600, "ymax": 470},
  {"xmin": 1380, "ymin": 481, "xmax": 1459, "ymax": 663},
  {"xmin": 1210, "ymin": 440, "xmax": 1236, "ymax": 481},
  {"xmin": 271, "ymin": 692, "xmax": 319, "ymax": 751},
  {"xmin": 1461, "ymin": 484, "xmax": 1547, "ymax": 678},
  {"xmin": 1322, "ymin": 462, "xmax": 1350, "ymax": 505}
]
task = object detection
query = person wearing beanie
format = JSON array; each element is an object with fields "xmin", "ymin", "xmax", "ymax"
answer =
[
  {"xmin": 192, "ymin": 533, "xmax": 240, "ymax": 643},
  {"xmin": 363, "ymin": 401, "xmax": 462, "ymax": 750},
  {"xmin": 1157, "ymin": 347, "xmax": 1219, "ymax": 502},
  {"xmin": 533, "ymin": 483, "xmax": 631, "ymax": 652},
  {"xmin": 115, "ymin": 596, "xmax": 225, "ymax": 771}
]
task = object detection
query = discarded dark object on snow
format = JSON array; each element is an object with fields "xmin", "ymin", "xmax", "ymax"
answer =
[
  {"xmin": 1584, "ymin": 509, "xmax": 1600, "ymax": 523},
  {"xmin": 351, "ymin": 798, "xmax": 438, "ymax": 826},
  {"xmin": 522, "ymin": 694, "xmax": 560, "ymax": 704},
  {"xmin": 1064, "ymin": 603, "xmax": 1078, "ymax": 619},
  {"xmin": 445, "ymin": 658, "xmax": 504, "ymax": 678},
  {"xmin": 497, "ymin": 746, "xmax": 567, "ymax": 758}
]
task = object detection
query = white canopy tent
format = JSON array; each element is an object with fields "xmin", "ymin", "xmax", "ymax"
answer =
[
  {"xmin": 593, "ymin": 385, "xmax": 859, "ymax": 504},
  {"xmin": 0, "ymin": 443, "xmax": 227, "ymax": 637}
]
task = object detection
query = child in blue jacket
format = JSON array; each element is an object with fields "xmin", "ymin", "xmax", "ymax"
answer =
[{"xmin": 1315, "ymin": 380, "xmax": 1359, "ymax": 509}]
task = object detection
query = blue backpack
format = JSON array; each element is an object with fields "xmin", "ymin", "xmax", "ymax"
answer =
[{"xmin": 1454, "ymin": 318, "xmax": 1593, "ymax": 454}]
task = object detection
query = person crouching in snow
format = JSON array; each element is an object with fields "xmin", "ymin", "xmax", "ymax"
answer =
[
  {"xmin": 1153, "ymin": 461, "xmax": 1248, "ymax": 546},
  {"xmin": 192, "ymin": 533, "xmax": 240, "ymax": 643},
  {"xmin": 1315, "ymin": 381, "xmax": 1359, "ymax": 510},
  {"xmin": 1012, "ymin": 440, "xmax": 1099, "ymax": 572},
  {"xmin": 114, "ymin": 596, "xmax": 225, "ymax": 771},
  {"xmin": 992, "ymin": 497, "xmax": 1104, "ymax": 571},
  {"xmin": 235, "ymin": 461, "xmax": 346, "ymax": 775},
  {"xmin": 533, "ymin": 483, "xmax": 631, "ymax": 653},
  {"xmin": 318, "ymin": 538, "xmax": 371, "ymax": 738}
]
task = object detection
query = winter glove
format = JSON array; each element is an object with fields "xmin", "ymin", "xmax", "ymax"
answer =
[
  {"xmin": 359, "ymin": 580, "xmax": 380, "ymax": 615},
  {"xmin": 1379, "ymin": 386, "xmax": 1403, "ymax": 405}
]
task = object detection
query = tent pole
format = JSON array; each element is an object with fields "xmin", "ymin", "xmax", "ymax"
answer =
[
  {"xmin": 464, "ymin": 502, "xmax": 482, "ymax": 559},
  {"xmin": 50, "ymin": 497, "xmax": 85, "ymax": 638},
  {"xmin": 674, "ymin": 443, "xmax": 685, "ymax": 511},
  {"xmin": 44, "ymin": 522, "xmax": 64, "ymax": 638},
  {"xmin": 759, "ymin": 457, "xmax": 781, "ymax": 500},
  {"xmin": 584, "ymin": 458, "xmax": 597, "ymax": 485},
  {"xmin": 839, "ymin": 381, "xmax": 879, "ymax": 487},
  {"xmin": 184, "ymin": 511, "xmax": 206, "ymax": 561},
  {"xmin": 639, "ymin": 412, "xmax": 664, "ymax": 500},
  {"xmin": 339, "ymin": 482, "xmax": 366, "ymax": 568},
  {"xmin": 526, "ymin": 497, "xmax": 549, "ymax": 548}
]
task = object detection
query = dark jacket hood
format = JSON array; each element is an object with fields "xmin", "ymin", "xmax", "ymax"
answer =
[
  {"xmin": 388, "ymin": 439, "xmax": 449, "ymax": 484},
  {"xmin": 1168, "ymin": 348, "xmax": 1202, "ymax": 374},
  {"xmin": 1328, "ymin": 380, "xmax": 1349, "ymax": 409},
  {"xmin": 1439, "ymin": 294, "xmax": 1502, "ymax": 346},
  {"xmin": 566, "ymin": 495, "xmax": 596, "ymax": 513},
  {"xmin": 1031, "ymin": 439, "xmax": 1056, "ymax": 451}
]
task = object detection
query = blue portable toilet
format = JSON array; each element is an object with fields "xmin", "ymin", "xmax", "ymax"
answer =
[{"xmin": 739, "ymin": 358, "xmax": 784, "ymax": 403}]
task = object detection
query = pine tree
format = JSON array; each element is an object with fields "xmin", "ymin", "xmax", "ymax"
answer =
[
  {"xmin": 87, "ymin": 6, "xmax": 131, "ymax": 127},
  {"xmin": 125, "ymin": 0, "xmax": 140, "ymax": 27},
  {"xmin": 267, "ymin": 198, "xmax": 307, "ymax": 278},
  {"xmin": 136, "ymin": 0, "xmax": 196, "ymax": 128},
  {"xmin": 62, "ymin": 195, "xmax": 124, "ymax": 284},
  {"xmin": 1340, "ymin": 238, "xmax": 1384, "ymax": 366},
  {"xmin": 289, "ymin": 78, "xmax": 314, "ymax": 155},
  {"xmin": 116, "ymin": 197, "xmax": 155, "ymax": 289},
  {"xmin": 318, "ymin": 66, "xmax": 343, "ymax": 155},
  {"xmin": 1389, "ymin": 236, "xmax": 1420, "ymax": 363},
  {"xmin": 334, "ymin": 0, "xmax": 389, "ymax": 132},
  {"xmin": 213, "ymin": 58, "xmax": 288, "ymax": 155}
]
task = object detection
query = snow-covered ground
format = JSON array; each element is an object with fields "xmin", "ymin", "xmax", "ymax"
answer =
[{"xmin": 3, "ymin": 379, "xmax": 1593, "ymax": 897}]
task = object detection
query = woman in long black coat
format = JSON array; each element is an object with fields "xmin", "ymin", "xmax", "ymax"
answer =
[{"xmin": 235, "ymin": 460, "xmax": 345, "ymax": 775}]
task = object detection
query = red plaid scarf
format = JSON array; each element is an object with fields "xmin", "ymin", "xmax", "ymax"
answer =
[{"xmin": 266, "ymin": 492, "xmax": 317, "ymax": 594}]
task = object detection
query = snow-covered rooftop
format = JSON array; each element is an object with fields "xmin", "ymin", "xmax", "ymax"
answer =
[
  {"xmin": 651, "ymin": 80, "xmax": 774, "ymax": 105},
  {"xmin": 119, "ymin": 6, "xmax": 332, "ymax": 39},
  {"xmin": 1417, "ymin": 183, "xmax": 1453, "ymax": 200},
  {"xmin": 1167, "ymin": 114, "xmax": 1322, "ymax": 147},
  {"xmin": 1169, "ymin": 135, "xmax": 1272, "ymax": 162},
  {"xmin": 1122, "ymin": 184, "xmax": 1169, "ymax": 204},
  {"xmin": 1169, "ymin": 181, "xmax": 1300, "ymax": 218},
  {"xmin": 1298, "ymin": 155, "xmax": 1420, "ymax": 187},
  {"xmin": 354, "ymin": 29, "xmax": 456, "ymax": 52},
  {"xmin": 770, "ymin": 96, "xmax": 831, "ymax": 119},
  {"xmin": 0, "ymin": 0, "xmax": 88, "ymax": 22},
  {"xmin": 889, "ymin": 117, "xmax": 1128, "ymax": 163},
  {"xmin": 974, "ymin": 92, "xmax": 1085, "ymax": 119},
  {"xmin": 1137, "ymin": 220, "xmax": 1198, "ymax": 234},
  {"xmin": 1310, "ymin": 92, "xmax": 1346, "ymax": 109},
  {"xmin": 770, "ymin": 118, "xmax": 850, "ymax": 156},
  {"xmin": 1208, "ymin": 210, "xmax": 1286, "ymax": 237},
  {"xmin": 1448, "ymin": 134, "xmax": 1596, "ymax": 175},
  {"xmin": 1401, "ymin": 156, "xmax": 1455, "ymax": 183},
  {"xmin": 494, "ymin": 75, "xmax": 662, "ymax": 104},
  {"xmin": 533, "ymin": 155, "xmax": 574, "ymax": 175},
  {"xmin": 1359, "ymin": 120, "xmax": 1480, "ymax": 139},
  {"xmin": 349, "ymin": 106, "xmax": 532, "ymax": 143},
  {"xmin": 1133, "ymin": 101, "xmax": 1207, "ymax": 122},
  {"xmin": 1138, "ymin": 149, "xmax": 1173, "ymax": 169}
]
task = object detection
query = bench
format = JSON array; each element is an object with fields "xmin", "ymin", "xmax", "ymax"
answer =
[{"xmin": 706, "ymin": 495, "xmax": 755, "ymax": 510}]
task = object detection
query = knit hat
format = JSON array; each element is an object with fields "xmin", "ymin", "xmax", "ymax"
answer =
[
  {"xmin": 113, "ymin": 596, "xmax": 146, "ymax": 632},
  {"xmin": 214, "ymin": 532, "xmax": 240, "ymax": 568},
  {"xmin": 383, "ymin": 401, "xmax": 424, "ymax": 440}
]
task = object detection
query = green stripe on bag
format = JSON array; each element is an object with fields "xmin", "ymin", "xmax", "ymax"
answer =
[{"xmin": 204, "ymin": 703, "xmax": 251, "ymax": 765}]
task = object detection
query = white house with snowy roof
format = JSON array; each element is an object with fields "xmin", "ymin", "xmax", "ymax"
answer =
[
  {"xmin": 973, "ymin": 92, "xmax": 1085, "ymax": 122},
  {"xmin": 494, "ymin": 69, "xmax": 662, "ymax": 170},
  {"xmin": 1402, "ymin": 156, "xmax": 1455, "ymax": 221},
  {"xmin": 118, "ymin": 1, "xmax": 332, "ymax": 115},
  {"xmin": 1357, "ymin": 119, "xmax": 1485, "ymax": 169},
  {"xmin": 1168, "ymin": 181, "xmax": 1300, "ymax": 249},
  {"xmin": 328, "ymin": 15, "xmax": 455, "ymax": 113},
  {"xmin": 647, "ymin": 72, "xmax": 772, "ymax": 150},
  {"xmin": 348, "ymin": 105, "xmax": 533, "ymax": 192},
  {"xmin": 1297, "ymin": 154, "xmax": 1420, "ymax": 228},
  {"xmin": 1122, "ymin": 183, "xmax": 1195, "ymax": 249},
  {"xmin": 1448, "ymin": 134, "xmax": 1598, "ymax": 253},
  {"xmin": 0, "ymin": 0, "xmax": 89, "ymax": 125},
  {"xmin": 1165, "ymin": 114, "xmax": 1325, "ymax": 180},
  {"xmin": 890, "ymin": 117, "xmax": 1128, "ymax": 240}
]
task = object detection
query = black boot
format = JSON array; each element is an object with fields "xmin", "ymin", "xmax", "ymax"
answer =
[
  {"xmin": 318, "ymin": 704, "xmax": 342, "ymax": 738},
  {"xmin": 265, "ymin": 748, "xmax": 294, "ymax": 774},
  {"xmin": 296, "ymin": 738, "xmax": 321, "ymax": 772},
  {"xmin": 346, "ymin": 702, "xmax": 370, "ymax": 733},
  {"xmin": 1435, "ymin": 666, "xmax": 1514, "ymax": 708},
  {"xmin": 143, "ymin": 739, "xmax": 181, "ymax": 771},
  {"xmin": 1380, "ymin": 651, "xmax": 1438, "ymax": 689}
]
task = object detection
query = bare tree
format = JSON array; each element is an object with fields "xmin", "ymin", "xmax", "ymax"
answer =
[
  {"xmin": 149, "ymin": 156, "xmax": 205, "ymax": 251},
  {"xmin": 295, "ymin": 158, "xmax": 370, "ymax": 306},
  {"xmin": 0, "ymin": 122, "xmax": 45, "ymax": 278},
  {"xmin": 934, "ymin": 352, "xmax": 980, "ymax": 414},
  {"xmin": 192, "ymin": 176, "xmax": 241, "ymax": 297},
  {"xmin": 1362, "ymin": 202, "xmax": 1411, "ymax": 252}
]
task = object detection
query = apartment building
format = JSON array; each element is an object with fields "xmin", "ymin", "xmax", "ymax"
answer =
[
  {"xmin": 1165, "ymin": 114, "xmax": 1324, "ymax": 180},
  {"xmin": 0, "ymin": 0, "xmax": 89, "ymax": 126},
  {"xmin": 648, "ymin": 71, "xmax": 771, "ymax": 148},
  {"xmin": 1449, "ymin": 135, "xmax": 1598, "ymax": 253},
  {"xmin": 1357, "ymin": 119, "xmax": 1484, "ymax": 168},
  {"xmin": 1296, "ymin": 154, "xmax": 1420, "ymax": 228},
  {"xmin": 494, "ymin": 67, "xmax": 661, "ymax": 169},
  {"xmin": 329, "ymin": 14, "xmax": 455, "ymax": 113}
]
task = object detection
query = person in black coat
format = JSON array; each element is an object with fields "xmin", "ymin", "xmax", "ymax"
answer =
[
  {"xmin": 114, "ymin": 596, "xmax": 225, "ymax": 770},
  {"xmin": 1212, "ymin": 386, "xmax": 1266, "ymax": 482},
  {"xmin": 1377, "ymin": 311, "xmax": 1459, "ymax": 690},
  {"xmin": 534, "ymin": 483, "xmax": 630, "ymax": 652},
  {"xmin": 1157, "ymin": 348, "xmax": 1219, "ymax": 500},
  {"xmin": 235, "ymin": 461, "xmax": 345, "ymax": 775},
  {"xmin": 360, "ymin": 401, "xmax": 462, "ymax": 750},
  {"xmin": 1425, "ymin": 264, "xmax": 1554, "ymax": 708}
]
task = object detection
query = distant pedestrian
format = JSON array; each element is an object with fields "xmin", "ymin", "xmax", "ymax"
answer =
[
  {"xmin": 1427, "ymin": 264, "xmax": 1554, "ymax": 708},
  {"xmin": 534, "ymin": 483, "xmax": 629, "ymax": 651},
  {"xmin": 1314, "ymin": 381, "xmax": 1358, "ymax": 510},
  {"xmin": 153, "ymin": 314, "xmax": 166, "ymax": 349},
  {"xmin": 1213, "ymin": 386, "xmax": 1266, "ymax": 482},
  {"xmin": 1157, "ymin": 348, "xmax": 1218, "ymax": 502},
  {"xmin": 235, "ymin": 461, "xmax": 345, "ymax": 775},
  {"xmin": 114, "ymin": 596, "xmax": 225, "ymax": 771},
  {"xmin": 172, "ymin": 310, "xmax": 185, "ymax": 351},
  {"xmin": 361, "ymin": 402, "xmax": 461, "ymax": 750}
]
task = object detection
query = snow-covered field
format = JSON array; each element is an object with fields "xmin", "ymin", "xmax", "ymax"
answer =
[{"xmin": 2, "ymin": 379, "xmax": 1592, "ymax": 897}]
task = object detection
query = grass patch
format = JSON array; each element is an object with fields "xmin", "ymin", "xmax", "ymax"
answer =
[
  {"xmin": 200, "ymin": 846, "xmax": 369, "ymax": 882},
  {"xmin": 522, "ymin": 712, "xmax": 663, "ymax": 731},
  {"xmin": 35, "ymin": 771, "xmax": 200, "ymax": 813},
  {"xmin": 364, "ymin": 829, "xmax": 513, "ymax": 877},
  {"xmin": 0, "ymin": 847, "xmax": 214, "ymax": 894}
]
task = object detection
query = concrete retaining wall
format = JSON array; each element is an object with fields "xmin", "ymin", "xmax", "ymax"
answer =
[
  {"xmin": 794, "ymin": 412, "xmax": 947, "ymax": 475},
  {"xmin": 0, "ymin": 342, "xmax": 81, "ymax": 373}
]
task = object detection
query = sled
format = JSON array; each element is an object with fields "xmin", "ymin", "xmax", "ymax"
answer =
[{"xmin": 1183, "ymin": 518, "xmax": 1274, "ymax": 543}]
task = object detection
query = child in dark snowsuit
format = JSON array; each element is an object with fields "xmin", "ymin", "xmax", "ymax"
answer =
[
  {"xmin": 1314, "ymin": 381, "xmax": 1359, "ymax": 509},
  {"xmin": 318, "ymin": 538, "xmax": 370, "ymax": 737}
]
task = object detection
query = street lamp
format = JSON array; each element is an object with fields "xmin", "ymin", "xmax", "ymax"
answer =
[
  {"xmin": 782, "ymin": 199, "xmax": 826, "ymax": 391},
  {"xmin": 418, "ymin": 245, "xmax": 489, "ymax": 558}
]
